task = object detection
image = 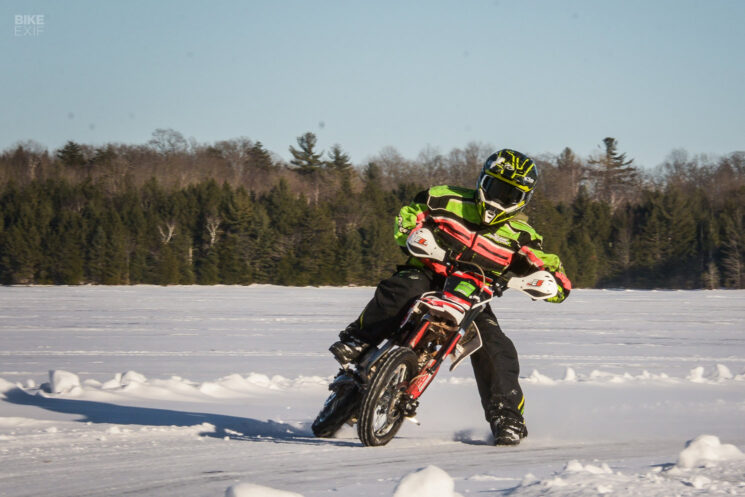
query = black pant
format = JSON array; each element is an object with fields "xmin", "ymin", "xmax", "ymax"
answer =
[{"xmin": 348, "ymin": 266, "xmax": 525, "ymax": 423}]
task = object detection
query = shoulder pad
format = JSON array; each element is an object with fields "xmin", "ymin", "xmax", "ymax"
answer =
[
  {"xmin": 507, "ymin": 219, "xmax": 543, "ymax": 247},
  {"xmin": 427, "ymin": 185, "xmax": 475, "ymax": 199}
]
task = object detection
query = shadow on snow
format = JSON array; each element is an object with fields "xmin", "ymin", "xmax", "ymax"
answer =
[{"xmin": 1, "ymin": 386, "xmax": 357, "ymax": 446}]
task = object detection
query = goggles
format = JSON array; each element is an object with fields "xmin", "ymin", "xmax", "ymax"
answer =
[{"xmin": 478, "ymin": 175, "xmax": 528, "ymax": 210}]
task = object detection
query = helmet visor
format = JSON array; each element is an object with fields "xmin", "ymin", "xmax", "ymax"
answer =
[{"xmin": 479, "ymin": 175, "xmax": 527, "ymax": 208}]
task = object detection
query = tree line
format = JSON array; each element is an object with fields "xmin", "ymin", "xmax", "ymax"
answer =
[{"xmin": 1, "ymin": 130, "xmax": 743, "ymax": 288}]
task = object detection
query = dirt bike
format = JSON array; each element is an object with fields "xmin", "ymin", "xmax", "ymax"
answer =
[{"xmin": 312, "ymin": 243, "xmax": 559, "ymax": 446}]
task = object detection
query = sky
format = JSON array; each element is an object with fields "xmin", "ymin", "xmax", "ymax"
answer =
[{"xmin": 2, "ymin": 0, "xmax": 744, "ymax": 169}]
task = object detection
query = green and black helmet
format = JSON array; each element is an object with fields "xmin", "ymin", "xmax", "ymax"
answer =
[{"xmin": 476, "ymin": 149, "xmax": 538, "ymax": 225}]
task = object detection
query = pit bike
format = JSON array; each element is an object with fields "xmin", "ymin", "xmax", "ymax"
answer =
[{"xmin": 311, "ymin": 247, "xmax": 558, "ymax": 446}]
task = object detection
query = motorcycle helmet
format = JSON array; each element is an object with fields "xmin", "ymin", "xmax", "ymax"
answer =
[{"xmin": 476, "ymin": 149, "xmax": 538, "ymax": 225}]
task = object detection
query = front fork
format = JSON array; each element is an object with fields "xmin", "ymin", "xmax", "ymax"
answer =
[
  {"xmin": 404, "ymin": 325, "xmax": 464, "ymax": 401},
  {"xmin": 404, "ymin": 303, "xmax": 483, "ymax": 401}
]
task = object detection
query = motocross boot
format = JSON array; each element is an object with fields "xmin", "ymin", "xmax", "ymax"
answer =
[
  {"xmin": 329, "ymin": 326, "xmax": 370, "ymax": 366},
  {"xmin": 490, "ymin": 415, "xmax": 528, "ymax": 446}
]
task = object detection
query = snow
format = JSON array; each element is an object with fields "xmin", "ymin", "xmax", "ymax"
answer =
[
  {"xmin": 392, "ymin": 465, "xmax": 463, "ymax": 497},
  {"xmin": 48, "ymin": 369, "xmax": 82, "ymax": 394},
  {"xmin": 1, "ymin": 286, "xmax": 744, "ymax": 496},
  {"xmin": 226, "ymin": 483, "xmax": 304, "ymax": 497},
  {"xmin": 676, "ymin": 435, "xmax": 745, "ymax": 469},
  {"xmin": 505, "ymin": 435, "xmax": 745, "ymax": 496}
]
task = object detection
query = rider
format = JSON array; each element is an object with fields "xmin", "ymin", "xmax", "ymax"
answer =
[{"xmin": 329, "ymin": 149, "xmax": 572, "ymax": 445}]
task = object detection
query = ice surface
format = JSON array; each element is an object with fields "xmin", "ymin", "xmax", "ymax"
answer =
[{"xmin": 0, "ymin": 286, "xmax": 744, "ymax": 497}]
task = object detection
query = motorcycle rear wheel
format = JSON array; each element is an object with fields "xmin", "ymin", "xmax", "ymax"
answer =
[{"xmin": 357, "ymin": 347, "xmax": 418, "ymax": 446}]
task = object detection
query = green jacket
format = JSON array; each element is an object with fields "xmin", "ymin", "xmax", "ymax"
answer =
[{"xmin": 395, "ymin": 185, "xmax": 571, "ymax": 303}]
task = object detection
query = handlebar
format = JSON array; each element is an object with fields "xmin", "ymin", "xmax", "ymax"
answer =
[
  {"xmin": 445, "ymin": 259, "xmax": 508, "ymax": 300},
  {"xmin": 446, "ymin": 259, "xmax": 557, "ymax": 302}
]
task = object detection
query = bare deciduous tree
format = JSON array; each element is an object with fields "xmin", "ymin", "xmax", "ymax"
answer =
[
  {"xmin": 205, "ymin": 216, "xmax": 221, "ymax": 247},
  {"xmin": 158, "ymin": 221, "xmax": 176, "ymax": 244},
  {"xmin": 446, "ymin": 142, "xmax": 492, "ymax": 187},
  {"xmin": 148, "ymin": 129, "xmax": 188, "ymax": 156},
  {"xmin": 214, "ymin": 137, "xmax": 254, "ymax": 181}
]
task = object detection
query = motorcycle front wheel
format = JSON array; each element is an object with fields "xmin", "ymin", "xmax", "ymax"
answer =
[
  {"xmin": 357, "ymin": 347, "xmax": 418, "ymax": 446},
  {"xmin": 312, "ymin": 373, "xmax": 361, "ymax": 438}
]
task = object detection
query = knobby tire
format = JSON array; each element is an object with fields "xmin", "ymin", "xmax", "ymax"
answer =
[
  {"xmin": 312, "ymin": 378, "xmax": 361, "ymax": 438},
  {"xmin": 357, "ymin": 347, "xmax": 418, "ymax": 447}
]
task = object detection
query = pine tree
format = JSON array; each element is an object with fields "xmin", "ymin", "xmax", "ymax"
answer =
[
  {"xmin": 289, "ymin": 132, "xmax": 323, "ymax": 174},
  {"xmin": 117, "ymin": 186, "xmax": 148, "ymax": 284},
  {"xmin": 326, "ymin": 144, "xmax": 352, "ymax": 172},
  {"xmin": 155, "ymin": 245, "xmax": 181, "ymax": 285},
  {"xmin": 215, "ymin": 184, "xmax": 250, "ymax": 285},
  {"xmin": 196, "ymin": 247, "xmax": 220, "ymax": 284},
  {"xmin": 607, "ymin": 206, "xmax": 634, "ymax": 286},
  {"xmin": 0, "ymin": 183, "xmax": 46, "ymax": 284},
  {"xmin": 633, "ymin": 193, "xmax": 666, "ymax": 284},
  {"xmin": 659, "ymin": 186, "xmax": 697, "ymax": 286},
  {"xmin": 720, "ymin": 208, "xmax": 745, "ymax": 288},
  {"xmin": 359, "ymin": 163, "xmax": 405, "ymax": 283},
  {"xmin": 555, "ymin": 147, "xmax": 585, "ymax": 204},
  {"xmin": 264, "ymin": 179, "xmax": 301, "ymax": 232},
  {"xmin": 87, "ymin": 224, "xmax": 108, "ymax": 284},
  {"xmin": 243, "ymin": 202, "xmax": 272, "ymax": 283},
  {"xmin": 335, "ymin": 229, "xmax": 364, "ymax": 285},
  {"xmin": 701, "ymin": 260, "xmax": 720, "ymax": 289},
  {"xmin": 692, "ymin": 189, "xmax": 719, "ymax": 288},
  {"xmin": 0, "ymin": 225, "xmax": 41, "ymax": 284},
  {"xmin": 568, "ymin": 188, "xmax": 612, "ymax": 283},
  {"xmin": 565, "ymin": 229, "xmax": 599, "ymax": 287},
  {"xmin": 294, "ymin": 204, "xmax": 338, "ymax": 285},
  {"xmin": 260, "ymin": 179, "xmax": 306, "ymax": 282},
  {"xmin": 44, "ymin": 211, "xmax": 84, "ymax": 284},
  {"xmin": 248, "ymin": 142, "xmax": 274, "ymax": 170},
  {"xmin": 588, "ymin": 137, "xmax": 638, "ymax": 209},
  {"xmin": 57, "ymin": 141, "xmax": 86, "ymax": 169}
]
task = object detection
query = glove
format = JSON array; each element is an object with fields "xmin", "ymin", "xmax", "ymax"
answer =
[{"xmin": 548, "ymin": 270, "xmax": 572, "ymax": 303}]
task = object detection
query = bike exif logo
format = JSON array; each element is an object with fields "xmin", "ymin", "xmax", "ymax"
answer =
[{"xmin": 14, "ymin": 14, "xmax": 45, "ymax": 37}]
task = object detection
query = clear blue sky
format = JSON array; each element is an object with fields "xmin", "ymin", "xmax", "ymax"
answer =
[{"xmin": 2, "ymin": 0, "xmax": 744, "ymax": 169}]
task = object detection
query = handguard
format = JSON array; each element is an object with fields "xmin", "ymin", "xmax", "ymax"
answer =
[
  {"xmin": 406, "ymin": 227, "xmax": 447, "ymax": 262},
  {"xmin": 506, "ymin": 271, "xmax": 559, "ymax": 300}
]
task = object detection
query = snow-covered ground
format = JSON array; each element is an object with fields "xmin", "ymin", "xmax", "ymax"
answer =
[{"xmin": 1, "ymin": 286, "xmax": 744, "ymax": 496}]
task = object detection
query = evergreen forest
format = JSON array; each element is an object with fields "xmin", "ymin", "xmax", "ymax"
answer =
[{"xmin": 1, "ymin": 130, "xmax": 743, "ymax": 288}]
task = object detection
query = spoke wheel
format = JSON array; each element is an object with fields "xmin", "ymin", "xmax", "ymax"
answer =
[{"xmin": 357, "ymin": 348, "xmax": 417, "ymax": 446}]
